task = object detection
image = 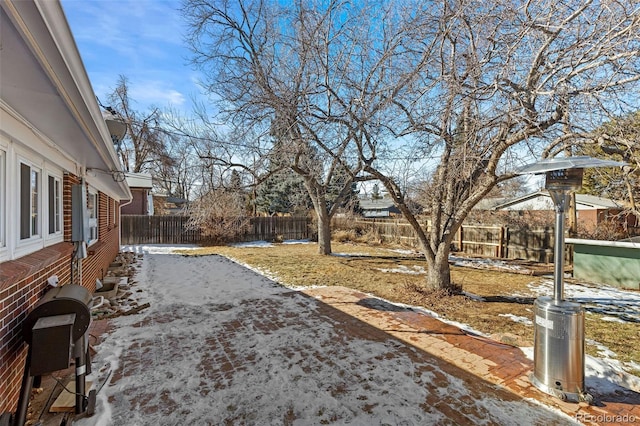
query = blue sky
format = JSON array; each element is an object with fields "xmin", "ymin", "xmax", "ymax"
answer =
[{"xmin": 61, "ymin": 0, "xmax": 205, "ymax": 113}]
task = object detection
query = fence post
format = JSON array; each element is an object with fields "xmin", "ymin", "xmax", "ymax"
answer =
[
  {"xmin": 498, "ymin": 226, "xmax": 505, "ymax": 258},
  {"xmin": 459, "ymin": 225, "xmax": 464, "ymax": 252}
]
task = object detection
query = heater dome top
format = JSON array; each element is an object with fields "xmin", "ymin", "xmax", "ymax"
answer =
[{"xmin": 516, "ymin": 156, "xmax": 626, "ymax": 175}]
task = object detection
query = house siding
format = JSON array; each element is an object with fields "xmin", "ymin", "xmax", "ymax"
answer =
[
  {"xmin": 1, "ymin": 0, "xmax": 131, "ymax": 415},
  {"xmin": 0, "ymin": 173, "xmax": 122, "ymax": 413},
  {"xmin": 121, "ymin": 188, "xmax": 149, "ymax": 215},
  {"xmin": 576, "ymin": 209, "xmax": 598, "ymax": 231}
]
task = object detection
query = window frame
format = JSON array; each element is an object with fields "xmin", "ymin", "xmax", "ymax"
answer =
[
  {"xmin": 87, "ymin": 187, "xmax": 99, "ymax": 245},
  {"xmin": 112, "ymin": 198, "xmax": 117, "ymax": 227},
  {"xmin": 19, "ymin": 159, "xmax": 42, "ymax": 241},
  {"xmin": 0, "ymin": 148, "xmax": 5, "ymax": 253},
  {"xmin": 46, "ymin": 171, "xmax": 63, "ymax": 241}
]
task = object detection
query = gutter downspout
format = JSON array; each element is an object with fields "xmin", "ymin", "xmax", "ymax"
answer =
[{"xmin": 118, "ymin": 197, "xmax": 133, "ymax": 248}]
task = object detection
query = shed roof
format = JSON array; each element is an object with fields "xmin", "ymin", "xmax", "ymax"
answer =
[
  {"xmin": 359, "ymin": 199, "xmax": 398, "ymax": 210},
  {"xmin": 125, "ymin": 173, "xmax": 154, "ymax": 189},
  {"xmin": 493, "ymin": 190, "xmax": 624, "ymax": 211}
]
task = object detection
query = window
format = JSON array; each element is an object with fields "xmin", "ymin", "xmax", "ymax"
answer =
[
  {"xmin": 87, "ymin": 189, "xmax": 98, "ymax": 244},
  {"xmin": 48, "ymin": 175, "xmax": 62, "ymax": 235},
  {"xmin": 20, "ymin": 162, "xmax": 40, "ymax": 240},
  {"xmin": 0, "ymin": 149, "xmax": 4, "ymax": 248}
]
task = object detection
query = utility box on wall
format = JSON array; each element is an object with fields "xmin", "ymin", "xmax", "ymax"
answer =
[{"xmin": 71, "ymin": 184, "xmax": 89, "ymax": 243}]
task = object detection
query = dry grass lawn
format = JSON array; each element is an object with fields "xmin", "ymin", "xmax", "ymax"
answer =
[{"xmin": 187, "ymin": 241, "xmax": 640, "ymax": 375}]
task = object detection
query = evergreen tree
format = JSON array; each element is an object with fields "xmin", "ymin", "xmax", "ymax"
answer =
[{"xmin": 255, "ymin": 170, "xmax": 310, "ymax": 215}]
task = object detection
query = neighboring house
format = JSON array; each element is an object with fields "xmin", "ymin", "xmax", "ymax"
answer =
[
  {"xmin": 492, "ymin": 191, "xmax": 636, "ymax": 232},
  {"xmin": 153, "ymin": 193, "xmax": 189, "ymax": 215},
  {"xmin": 358, "ymin": 198, "xmax": 401, "ymax": 218},
  {"xmin": 121, "ymin": 173, "xmax": 154, "ymax": 215},
  {"xmin": 0, "ymin": 0, "xmax": 131, "ymax": 415}
]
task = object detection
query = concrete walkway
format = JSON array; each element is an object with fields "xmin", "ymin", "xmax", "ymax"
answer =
[{"xmin": 35, "ymin": 251, "xmax": 640, "ymax": 425}]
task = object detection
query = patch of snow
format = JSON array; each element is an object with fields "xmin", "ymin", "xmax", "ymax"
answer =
[
  {"xmin": 332, "ymin": 252, "xmax": 372, "ymax": 257},
  {"xmin": 386, "ymin": 248, "xmax": 419, "ymax": 255},
  {"xmin": 527, "ymin": 280, "xmax": 640, "ymax": 323},
  {"xmin": 121, "ymin": 244, "xmax": 199, "ymax": 254},
  {"xmin": 586, "ymin": 339, "xmax": 617, "ymax": 359},
  {"xmin": 498, "ymin": 313, "xmax": 533, "ymax": 326},
  {"xmin": 449, "ymin": 255, "xmax": 524, "ymax": 271},
  {"xmin": 585, "ymin": 356, "xmax": 640, "ymax": 394},
  {"xmin": 283, "ymin": 239, "xmax": 311, "ymax": 244},
  {"xmin": 230, "ymin": 240, "xmax": 274, "ymax": 248},
  {"xmin": 376, "ymin": 265, "xmax": 426, "ymax": 275},
  {"xmin": 600, "ymin": 316, "xmax": 627, "ymax": 324}
]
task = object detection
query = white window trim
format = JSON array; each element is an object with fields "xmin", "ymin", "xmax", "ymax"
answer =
[
  {"xmin": 18, "ymin": 157, "xmax": 42, "ymax": 241},
  {"xmin": 10, "ymin": 146, "xmax": 67, "ymax": 260},
  {"xmin": 87, "ymin": 187, "xmax": 99, "ymax": 246},
  {"xmin": 0, "ymin": 148, "xmax": 6, "ymax": 262},
  {"xmin": 44, "ymin": 168, "xmax": 64, "ymax": 244}
]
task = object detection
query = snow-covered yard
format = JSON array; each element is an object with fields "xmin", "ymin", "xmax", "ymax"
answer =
[
  {"xmin": 222, "ymin": 240, "xmax": 640, "ymax": 388},
  {"xmin": 79, "ymin": 244, "xmax": 585, "ymax": 425}
]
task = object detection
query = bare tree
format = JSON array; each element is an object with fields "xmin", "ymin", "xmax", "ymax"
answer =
[
  {"xmin": 182, "ymin": 0, "xmax": 640, "ymax": 291},
  {"xmin": 108, "ymin": 75, "xmax": 167, "ymax": 173},
  {"xmin": 151, "ymin": 132, "xmax": 201, "ymax": 201},
  {"xmin": 187, "ymin": 187, "xmax": 251, "ymax": 244},
  {"xmin": 182, "ymin": 0, "xmax": 400, "ymax": 254},
  {"xmin": 359, "ymin": 0, "xmax": 640, "ymax": 291},
  {"xmin": 577, "ymin": 111, "xmax": 640, "ymax": 222}
]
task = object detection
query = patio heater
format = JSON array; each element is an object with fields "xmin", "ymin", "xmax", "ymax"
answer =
[{"xmin": 516, "ymin": 156, "xmax": 625, "ymax": 403}]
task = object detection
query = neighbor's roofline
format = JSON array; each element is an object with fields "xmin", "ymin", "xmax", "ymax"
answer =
[{"xmin": 493, "ymin": 190, "xmax": 623, "ymax": 210}]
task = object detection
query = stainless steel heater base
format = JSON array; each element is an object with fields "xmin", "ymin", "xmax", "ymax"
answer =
[{"xmin": 531, "ymin": 296, "xmax": 592, "ymax": 403}]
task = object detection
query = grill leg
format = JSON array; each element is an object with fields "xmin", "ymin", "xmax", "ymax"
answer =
[
  {"xmin": 75, "ymin": 334, "xmax": 87, "ymax": 414},
  {"xmin": 13, "ymin": 352, "xmax": 33, "ymax": 426}
]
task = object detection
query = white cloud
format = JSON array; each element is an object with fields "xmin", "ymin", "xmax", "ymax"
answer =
[
  {"xmin": 62, "ymin": 0, "xmax": 201, "ymax": 112},
  {"xmin": 130, "ymin": 80, "xmax": 186, "ymax": 107}
]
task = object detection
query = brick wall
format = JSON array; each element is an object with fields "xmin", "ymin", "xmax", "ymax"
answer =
[
  {"xmin": 120, "ymin": 188, "xmax": 147, "ymax": 215},
  {"xmin": 0, "ymin": 174, "xmax": 122, "ymax": 414},
  {"xmin": 0, "ymin": 243, "xmax": 73, "ymax": 414}
]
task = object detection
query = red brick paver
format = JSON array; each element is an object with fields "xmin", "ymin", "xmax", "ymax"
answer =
[
  {"xmin": 30, "ymin": 256, "xmax": 639, "ymax": 426},
  {"xmin": 303, "ymin": 286, "xmax": 640, "ymax": 425}
]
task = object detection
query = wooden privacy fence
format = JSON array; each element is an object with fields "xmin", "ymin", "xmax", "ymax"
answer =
[
  {"xmin": 123, "ymin": 215, "xmax": 561, "ymax": 262},
  {"xmin": 121, "ymin": 215, "xmax": 201, "ymax": 244},
  {"xmin": 121, "ymin": 215, "xmax": 311, "ymax": 245},
  {"xmin": 334, "ymin": 218, "xmax": 558, "ymax": 262},
  {"xmin": 243, "ymin": 216, "xmax": 310, "ymax": 242},
  {"xmin": 455, "ymin": 225, "xmax": 556, "ymax": 263}
]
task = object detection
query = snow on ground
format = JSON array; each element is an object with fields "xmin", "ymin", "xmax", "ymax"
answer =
[
  {"xmin": 376, "ymin": 265, "xmax": 426, "ymax": 274},
  {"xmin": 220, "ymin": 241, "xmax": 640, "ymax": 390},
  {"xmin": 527, "ymin": 280, "xmax": 640, "ymax": 323},
  {"xmin": 80, "ymin": 245, "xmax": 580, "ymax": 425},
  {"xmin": 450, "ymin": 255, "xmax": 525, "ymax": 271},
  {"xmin": 498, "ymin": 313, "xmax": 533, "ymax": 325},
  {"xmin": 332, "ymin": 252, "xmax": 374, "ymax": 257},
  {"xmin": 229, "ymin": 239, "xmax": 312, "ymax": 248}
]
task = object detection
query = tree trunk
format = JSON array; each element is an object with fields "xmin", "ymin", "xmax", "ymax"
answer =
[
  {"xmin": 316, "ymin": 206, "xmax": 332, "ymax": 255},
  {"xmin": 424, "ymin": 245, "xmax": 453, "ymax": 292}
]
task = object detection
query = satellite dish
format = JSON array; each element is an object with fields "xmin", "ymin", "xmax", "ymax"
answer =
[{"xmin": 103, "ymin": 109, "xmax": 128, "ymax": 144}]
